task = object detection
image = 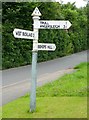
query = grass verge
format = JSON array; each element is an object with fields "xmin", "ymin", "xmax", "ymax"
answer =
[
  {"xmin": 36, "ymin": 62, "xmax": 87, "ymax": 97},
  {"xmin": 2, "ymin": 97, "xmax": 87, "ymax": 118},
  {"xmin": 2, "ymin": 62, "xmax": 88, "ymax": 118}
]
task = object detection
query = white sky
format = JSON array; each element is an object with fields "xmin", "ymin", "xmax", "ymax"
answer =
[{"xmin": 55, "ymin": 0, "xmax": 87, "ymax": 8}]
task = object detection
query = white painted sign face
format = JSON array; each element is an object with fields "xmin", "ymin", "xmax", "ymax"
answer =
[
  {"xmin": 33, "ymin": 43, "xmax": 56, "ymax": 51},
  {"xmin": 35, "ymin": 20, "xmax": 71, "ymax": 29},
  {"xmin": 13, "ymin": 28, "xmax": 34, "ymax": 39}
]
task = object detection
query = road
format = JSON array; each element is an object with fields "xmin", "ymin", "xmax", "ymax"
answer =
[{"xmin": 1, "ymin": 50, "xmax": 87, "ymax": 105}]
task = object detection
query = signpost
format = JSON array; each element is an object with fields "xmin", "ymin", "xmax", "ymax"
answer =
[
  {"xmin": 30, "ymin": 7, "xmax": 41, "ymax": 112},
  {"xmin": 13, "ymin": 7, "xmax": 72, "ymax": 113}
]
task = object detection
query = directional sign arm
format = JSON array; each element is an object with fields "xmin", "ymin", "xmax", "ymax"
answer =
[
  {"xmin": 13, "ymin": 28, "xmax": 34, "ymax": 39},
  {"xmin": 33, "ymin": 43, "xmax": 56, "ymax": 51},
  {"xmin": 35, "ymin": 20, "xmax": 72, "ymax": 29}
]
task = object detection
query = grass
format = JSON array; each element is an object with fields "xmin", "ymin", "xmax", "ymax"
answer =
[
  {"xmin": 36, "ymin": 62, "xmax": 87, "ymax": 97},
  {"xmin": 2, "ymin": 62, "xmax": 88, "ymax": 118},
  {"xmin": 2, "ymin": 97, "xmax": 87, "ymax": 118},
  {"xmin": 0, "ymin": 107, "xmax": 2, "ymax": 119}
]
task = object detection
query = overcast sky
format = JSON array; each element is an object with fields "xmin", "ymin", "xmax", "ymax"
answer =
[{"xmin": 55, "ymin": 0, "xmax": 87, "ymax": 8}]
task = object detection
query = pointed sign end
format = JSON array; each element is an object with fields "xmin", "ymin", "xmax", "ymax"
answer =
[
  {"xmin": 68, "ymin": 21, "xmax": 72, "ymax": 29},
  {"xmin": 31, "ymin": 7, "xmax": 41, "ymax": 16},
  {"xmin": 54, "ymin": 44, "xmax": 56, "ymax": 50}
]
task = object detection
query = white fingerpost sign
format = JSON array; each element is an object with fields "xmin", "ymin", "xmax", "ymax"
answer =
[
  {"xmin": 13, "ymin": 28, "xmax": 34, "ymax": 39},
  {"xmin": 33, "ymin": 43, "xmax": 56, "ymax": 51},
  {"xmin": 34, "ymin": 20, "xmax": 72, "ymax": 29},
  {"xmin": 13, "ymin": 7, "xmax": 72, "ymax": 113}
]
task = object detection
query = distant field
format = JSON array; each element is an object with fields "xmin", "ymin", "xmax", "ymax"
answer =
[{"xmin": 2, "ymin": 62, "xmax": 88, "ymax": 118}]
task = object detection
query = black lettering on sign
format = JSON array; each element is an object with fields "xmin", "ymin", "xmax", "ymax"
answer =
[
  {"xmin": 40, "ymin": 21, "xmax": 45, "ymax": 24},
  {"xmin": 31, "ymin": 33, "xmax": 34, "ymax": 37},
  {"xmin": 40, "ymin": 21, "xmax": 49, "ymax": 27},
  {"xmin": 28, "ymin": 33, "xmax": 32, "ymax": 37},
  {"xmin": 51, "ymin": 25, "xmax": 60, "ymax": 29},
  {"xmin": 45, "ymin": 22, "xmax": 49, "ymax": 26},
  {"xmin": 63, "ymin": 25, "xmax": 66, "ymax": 29},
  {"xmin": 22, "ymin": 32, "xmax": 33, "ymax": 37},
  {"xmin": 23, "ymin": 32, "xmax": 27, "ymax": 36},
  {"xmin": 55, "ymin": 25, "xmax": 60, "ymax": 28},
  {"xmin": 16, "ymin": 31, "xmax": 21, "ymax": 36},
  {"xmin": 57, "ymin": 25, "xmax": 60, "ymax": 28},
  {"xmin": 46, "ymin": 25, "xmax": 51, "ymax": 28},
  {"xmin": 38, "ymin": 45, "xmax": 41, "ymax": 48},
  {"xmin": 38, "ymin": 45, "xmax": 46, "ymax": 49},
  {"xmin": 40, "ymin": 25, "xmax": 45, "ymax": 28},
  {"xmin": 43, "ymin": 45, "xmax": 46, "ymax": 48},
  {"xmin": 48, "ymin": 45, "xmax": 52, "ymax": 49}
]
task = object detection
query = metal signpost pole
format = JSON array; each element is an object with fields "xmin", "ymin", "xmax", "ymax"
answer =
[{"xmin": 30, "ymin": 7, "xmax": 41, "ymax": 112}]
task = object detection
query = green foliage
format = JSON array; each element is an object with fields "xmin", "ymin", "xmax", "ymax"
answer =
[{"xmin": 2, "ymin": 2, "xmax": 87, "ymax": 69}]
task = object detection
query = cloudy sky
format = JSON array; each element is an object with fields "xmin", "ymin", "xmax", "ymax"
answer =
[{"xmin": 55, "ymin": 0, "xmax": 87, "ymax": 8}]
